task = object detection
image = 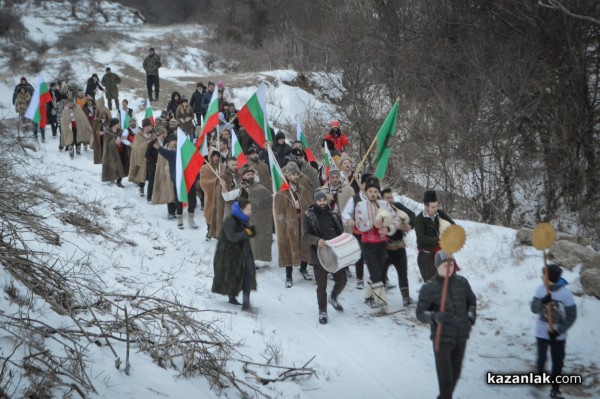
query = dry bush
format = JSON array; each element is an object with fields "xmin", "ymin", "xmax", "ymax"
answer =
[{"xmin": 57, "ymin": 28, "xmax": 126, "ymax": 51}]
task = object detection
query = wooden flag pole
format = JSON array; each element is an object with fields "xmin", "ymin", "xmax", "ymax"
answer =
[{"xmin": 531, "ymin": 223, "xmax": 557, "ymax": 333}]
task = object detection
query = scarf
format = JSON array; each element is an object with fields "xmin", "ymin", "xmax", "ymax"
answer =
[{"xmin": 231, "ymin": 201, "xmax": 250, "ymax": 224}]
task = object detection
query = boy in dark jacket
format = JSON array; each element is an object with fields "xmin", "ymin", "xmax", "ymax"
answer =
[
  {"xmin": 417, "ymin": 251, "xmax": 476, "ymax": 399},
  {"xmin": 531, "ymin": 263, "xmax": 577, "ymax": 399}
]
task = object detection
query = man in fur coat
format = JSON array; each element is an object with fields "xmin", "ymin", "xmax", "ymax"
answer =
[
  {"xmin": 129, "ymin": 118, "xmax": 155, "ymax": 197},
  {"xmin": 100, "ymin": 118, "xmax": 127, "ymax": 187},
  {"xmin": 60, "ymin": 101, "xmax": 92, "ymax": 159},
  {"xmin": 208, "ymin": 156, "xmax": 240, "ymax": 239},
  {"xmin": 274, "ymin": 162, "xmax": 313, "ymax": 288},
  {"xmin": 246, "ymin": 145, "xmax": 272, "ymax": 193},
  {"xmin": 239, "ymin": 164, "xmax": 273, "ymax": 263},
  {"xmin": 200, "ymin": 148, "xmax": 223, "ymax": 241}
]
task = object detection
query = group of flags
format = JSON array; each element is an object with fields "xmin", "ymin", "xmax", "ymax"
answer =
[{"xmin": 25, "ymin": 74, "xmax": 400, "ymax": 207}]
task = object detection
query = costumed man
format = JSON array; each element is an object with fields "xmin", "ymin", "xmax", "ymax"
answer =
[
  {"xmin": 381, "ymin": 187, "xmax": 416, "ymax": 305},
  {"xmin": 274, "ymin": 162, "xmax": 313, "ymax": 288},
  {"xmin": 212, "ymin": 198, "xmax": 257, "ymax": 311},
  {"xmin": 341, "ymin": 173, "xmax": 372, "ymax": 288},
  {"xmin": 208, "ymin": 156, "xmax": 240, "ymax": 238},
  {"xmin": 176, "ymin": 97, "xmax": 195, "ymax": 138},
  {"xmin": 145, "ymin": 126, "xmax": 167, "ymax": 203},
  {"xmin": 337, "ymin": 153, "xmax": 360, "ymax": 194},
  {"xmin": 100, "ymin": 118, "xmax": 127, "ymax": 187},
  {"xmin": 151, "ymin": 133, "xmax": 176, "ymax": 218},
  {"xmin": 291, "ymin": 147, "xmax": 320, "ymax": 192},
  {"xmin": 91, "ymin": 107, "xmax": 110, "ymax": 164},
  {"xmin": 414, "ymin": 190, "xmax": 455, "ymax": 282},
  {"xmin": 200, "ymin": 147, "xmax": 223, "ymax": 241},
  {"xmin": 239, "ymin": 164, "xmax": 273, "ymax": 264},
  {"xmin": 60, "ymin": 100, "xmax": 92, "ymax": 159},
  {"xmin": 531, "ymin": 263, "xmax": 577, "ymax": 399},
  {"xmin": 323, "ymin": 120, "xmax": 349, "ymax": 152},
  {"xmin": 246, "ymin": 145, "xmax": 272, "ymax": 193},
  {"xmin": 354, "ymin": 177, "xmax": 400, "ymax": 309},
  {"xmin": 320, "ymin": 167, "xmax": 353, "ymax": 215},
  {"xmin": 303, "ymin": 190, "xmax": 347, "ymax": 325},
  {"xmin": 417, "ymin": 251, "xmax": 476, "ymax": 399},
  {"xmin": 129, "ymin": 118, "xmax": 155, "ymax": 197}
]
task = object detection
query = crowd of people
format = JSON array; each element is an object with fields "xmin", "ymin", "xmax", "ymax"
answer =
[{"xmin": 10, "ymin": 45, "xmax": 578, "ymax": 399}]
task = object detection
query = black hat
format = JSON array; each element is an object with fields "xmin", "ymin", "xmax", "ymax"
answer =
[
  {"xmin": 314, "ymin": 189, "xmax": 328, "ymax": 202},
  {"xmin": 364, "ymin": 177, "xmax": 380, "ymax": 191},
  {"xmin": 545, "ymin": 263, "xmax": 562, "ymax": 283},
  {"xmin": 423, "ymin": 190, "xmax": 437, "ymax": 203},
  {"xmin": 380, "ymin": 187, "xmax": 392, "ymax": 195},
  {"xmin": 142, "ymin": 118, "xmax": 152, "ymax": 128},
  {"xmin": 105, "ymin": 67, "xmax": 111, "ymax": 72},
  {"xmin": 165, "ymin": 134, "xmax": 177, "ymax": 144},
  {"xmin": 149, "ymin": 47, "xmax": 155, "ymax": 51},
  {"xmin": 360, "ymin": 173, "xmax": 373, "ymax": 184},
  {"xmin": 245, "ymin": 146, "xmax": 260, "ymax": 155},
  {"xmin": 109, "ymin": 118, "xmax": 120, "ymax": 128},
  {"xmin": 208, "ymin": 81, "xmax": 215, "ymax": 87},
  {"xmin": 180, "ymin": 97, "xmax": 188, "ymax": 103},
  {"xmin": 275, "ymin": 131, "xmax": 286, "ymax": 141},
  {"xmin": 240, "ymin": 164, "xmax": 255, "ymax": 176},
  {"xmin": 291, "ymin": 148, "xmax": 304, "ymax": 157}
]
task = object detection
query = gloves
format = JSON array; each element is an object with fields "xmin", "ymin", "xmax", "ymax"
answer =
[
  {"xmin": 548, "ymin": 330, "xmax": 560, "ymax": 341},
  {"xmin": 540, "ymin": 294, "xmax": 552, "ymax": 305},
  {"xmin": 433, "ymin": 312, "xmax": 451, "ymax": 324},
  {"xmin": 245, "ymin": 226, "xmax": 256, "ymax": 237}
]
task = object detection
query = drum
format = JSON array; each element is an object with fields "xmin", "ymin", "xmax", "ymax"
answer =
[{"xmin": 318, "ymin": 233, "xmax": 361, "ymax": 273}]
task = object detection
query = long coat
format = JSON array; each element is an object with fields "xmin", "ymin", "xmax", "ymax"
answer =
[
  {"xmin": 212, "ymin": 214, "xmax": 257, "ymax": 297},
  {"xmin": 273, "ymin": 184, "xmax": 312, "ymax": 267},
  {"xmin": 60, "ymin": 105, "xmax": 92, "ymax": 147},
  {"xmin": 199, "ymin": 161, "xmax": 222, "ymax": 224},
  {"xmin": 129, "ymin": 132, "xmax": 155, "ymax": 183},
  {"xmin": 152, "ymin": 155, "xmax": 175, "ymax": 204},
  {"xmin": 14, "ymin": 92, "xmax": 31, "ymax": 114},
  {"xmin": 320, "ymin": 181, "xmax": 354, "ymax": 214},
  {"xmin": 175, "ymin": 104, "xmax": 195, "ymax": 136},
  {"xmin": 91, "ymin": 109, "xmax": 110, "ymax": 164},
  {"xmin": 101, "ymin": 129, "xmax": 127, "ymax": 182},
  {"xmin": 249, "ymin": 159, "xmax": 272, "ymax": 193},
  {"xmin": 244, "ymin": 181, "xmax": 273, "ymax": 262},
  {"xmin": 299, "ymin": 161, "xmax": 320, "ymax": 191},
  {"xmin": 208, "ymin": 168, "xmax": 239, "ymax": 239}
]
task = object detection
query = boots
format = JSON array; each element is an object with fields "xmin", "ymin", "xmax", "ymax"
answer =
[
  {"xmin": 188, "ymin": 213, "xmax": 198, "ymax": 229},
  {"xmin": 242, "ymin": 293, "xmax": 250, "ymax": 311},
  {"xmin": 176, "ymin": 215, "xmax": 183, "ymax": 229},
  {"xmin": 364, "ymin": 279, "xmax": 374, "ymax": 307},
  {"xmin": 372, "ymin": 282, "xmax": 388, "ymax": 310},
  {"xmin": 138, "ymin": 185, "xmax": 144, "ymax": 197},
  {"xmin": 205, "ymin": 225, "xmax": 211, "ymax": 241},
  {"xmin": 401, "ymin": 287, "xmax": 412, "ymax": 306}
]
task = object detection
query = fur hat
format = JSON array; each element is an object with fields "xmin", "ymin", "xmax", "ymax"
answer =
[
  {"xmin": 423, "ymin": 190, "xmax": 437, "ymax": 203},
  {"xmin": 109, "ymin": 118, "xmax": 120, "ymax": 128},
  {"xmin": 240, "ymin": 164, "xmax": 255, "ymax": 176},
  {"xmin": 435, "ymin": 251, "xmax": 455, "ymax": 268},
  {"xmin": 364, "ymin": 177, "xmax": 380, "ymax": 191},
  {"xmin": 208, "ymin": 81, "xmax": 215, "ymax": 87},
  {"xmin": 314, "ymin": 190, "xmax": 327, "ymax": 202},
  {"xmin": 245, "ymin": 145, "xmax": 260, "ymax": 155},
  {"xmin": 275, "ymin": 131, "xmax": 286, "ymax": 141},
  {"xmin": 208, "ymin": 146, "xmax": 220, "ymax": 158},
  {"xmin": 180, "ymin": 97, "xmax": 188, "ymax": 103},
  {"xmin": 360, "ymin": 173, "xmax": 373, "ymax": 184},
  {"xmin": 142, "ymin": 118, "xmax": 152, "ymax": 128},
  {"xmin": 282, "ymin": 161, "xmax": 300, "ymax": 177},
  {"xmin": 155, "ymin": 126, "xmax": 167, "ymax": 136},
  {"xmin": 329, "ymin": 168, "xmax": 341, "ymax": 177},
  {"xmin": 545, "ymin": 262, "xmax": 562, "ymax": 283}
]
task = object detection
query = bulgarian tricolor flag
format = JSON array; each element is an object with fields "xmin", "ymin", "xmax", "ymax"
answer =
[
  {"xmin": 176, "ymin": 128, "xmax": 204, "ymax": 207},
  {"xmin": 296, "ymin": 119, "xmax": 316, "ymax": 163},
  {"xmin": 200, "ymin": 87, "xmax": 219, "ymax": 138},
  {"xmin": 373, "ymin": 101, "xmax": 399, "ymax": 179},
  {"xmin": 267, "ymin": 147, "xmax": 289, "ymax": 192},
  {"xmin": 237, "ymin": 84, "xmax": 269, "ymax": 148},
  {"xmin": 323, "ymin": 143, "xmax": 336, "ymax": 180},
  {"xmin": 145, "ymin": 98, "xmax": 155, "ymax": 126},
  {"xmin": 232, "ymin": 130, "xmax": 247, "ymax": 169},
  {"xmin": 24, "ymin": 75, "xmax": 51, "ymax": 128},
  {"xmin": 120, "ymin": 109, "xmax": 130, "ymax": 130}
]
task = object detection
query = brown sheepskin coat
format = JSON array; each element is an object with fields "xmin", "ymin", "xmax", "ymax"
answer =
[
  {"xmin": 101, "ymin": 129, "xmax": 126, "ymax": 182},
  {"xmin": 128, "ymin": 131, "xmax": 155, "ymax": 183},
  {"xmin": 199, "ymin": 161, "xmax": 222, "ymax": 224},
  {"xmin": 60, "ymin": 105, "xmax": 92, "ymax": 147},
  {"xmin": 152, "ymin": 155, "xmax": 175, "ymax": 204},
  {"xmin": 273, "ymin": 182, "xmax": 312, "ymax": 267},
  {"xmin": 208, "ymin": 167, "xmax": 239, "ymax": 239}
]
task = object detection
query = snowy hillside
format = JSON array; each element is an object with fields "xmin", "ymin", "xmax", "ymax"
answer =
[{"xmin": 1, "ymin": 2, "xmax": 599, "ymax": 399}]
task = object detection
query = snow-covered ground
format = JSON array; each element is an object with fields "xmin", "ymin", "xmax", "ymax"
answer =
[{"xmin": 1, "ymin": 1, "xmax": 599, "ymax": 398}]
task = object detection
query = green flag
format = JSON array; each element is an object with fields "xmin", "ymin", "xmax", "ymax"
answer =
[{"xmin": 373, "ymin": 102, "xmax": 399, "ymax": 179}]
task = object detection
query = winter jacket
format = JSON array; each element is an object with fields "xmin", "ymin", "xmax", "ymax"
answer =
[
  {"xmin": 414, "ymin": 209, "xmax": 455, "ymax": 251},
  {"xmin": 302, "ymin": 204, "xmax": 344, "ymax": 266},
  {"xmin": 85, "ymin": 76, "xmax": 104, "ymax": 98},
  {"xmin": 14, "ymin": 92, "xmax": 31, "ymax": 114},
  {"xmin": 143, "ymin": 53, "xmax": 162, "ymax": 76},
  {"xmin": 208, "ymin": 167, "xmax": 239, "ymax": 238},
  {"xmin": 167, "ymin": 92, "xmax": 181, "ymax": 119},
  {"xmin": 274, "ymin": 184, "xmax": 312, "ymax": 267},
  {"xmin": 101, "ymin": 72, "xmax": 121, "ymax": 99},
  {"xmin": 175, "ymin": 104, "xmax": 195, "ymax": 135},
  {"xmin": 145, "ymin": 139, "xmax": 159, "ymax": 166},
  {"xmin": 12, "ymin": 82, "xmax": 34, "ymax": 104},
  {"xmin": 190, "ymin": 89, "xmax": 204, "ymax": 114},
  {"xmin": 272, "ymin": 142, "xmax": 292, "ymax": 168},
  {"xmin": 416, "ymin": 273, "xmax": 477, "ymax": 344},
  {"xmin": 324, "ymin": 132, "xmax": 349, "ymax": 152},
  {"xmin": 531, "ymin": 278, "xmax": 577, "ymax": 340},
  {"xmin": 212, "ymin": 213, "xmax": 257, "ymax": 297},
  {"xmin": 200, "ymin": 89, "xmax": 214, "ymax": 116},
  {"xmin": 320, "ymin": 181, "xmax": 354, "ymax": 214}
]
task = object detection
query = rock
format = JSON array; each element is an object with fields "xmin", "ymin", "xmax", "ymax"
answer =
[
  {"xmin": 548, "ymin": 240, "xmax": 600, "ymax": 270},
  {"xmin": 580, "ymin": 268, "xmax": 600, "ymax": 299},
  {"xmin": 516, "ymin": 227, "xmax": 589, "ymax": 247}
]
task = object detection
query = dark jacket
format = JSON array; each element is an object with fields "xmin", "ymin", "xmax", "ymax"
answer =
[
  {"xmin": 12, "ymin": 82, "xmax": 34, "ymax": 104},
  {"xmin": 302, "ymin": 204, "xmax": 344, "ymax": 267},
  {"xmin": 388, "ymin": 201, "xmax": 416, "ymax": 242},
  {"xmin": 416, "ymin": 273, "xmax": 476, "ymax": 344},
  {"xmin": 200, "ymin": 89, "xmax": 214, "ymax": 115},
  {"xmin": 272, "ymin": 142, "xmax": 292, "ymax": 168},
  {"xmin": 414, "ymin": 209, "xmax": 454, "ymax": 251},
  {"xmin": 157, "ymin": 147, "xmax": 176, "ymax": 182},
  {"xmin": 85, "ymin": 75, "xmax": 104, "ymax": 98},
  {"xmin": 167, "ymin": 91, "xmax": 181, "ymax": 118},
  {"xmin": 190, "ymin": 89, "xmax": 204, "ymax": 113},
  {"xmin": 145, "ymin": 139, "xmax": 159, "ymax": 165},
  {"xmin": 212, "ymin": 214, "xmax": 257, "ymax": 296},
  {"xmin": 143, "ymin": 53, "xmax": 162, "ymax": 76}
]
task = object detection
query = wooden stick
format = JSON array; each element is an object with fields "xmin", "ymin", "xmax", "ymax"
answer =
[
  {"xmin": 543, "ymin": 250, "xmax": 554, "ymax": 332},
  {"xmin": 434, "ymin": 259, "xmax": 451, "ymax": 351},
  {"xmin": 347, "ymin": 133, "xmax": 379, "ymax": 188}
]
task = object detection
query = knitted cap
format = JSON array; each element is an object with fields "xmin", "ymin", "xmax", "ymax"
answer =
[
  {"xmin": 314, "ymin": 190, "xmax": 327, "ymax": 202},
  {"xmin": 435, "ymin": 251, "xmax": 454, "ymax": 268}
]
